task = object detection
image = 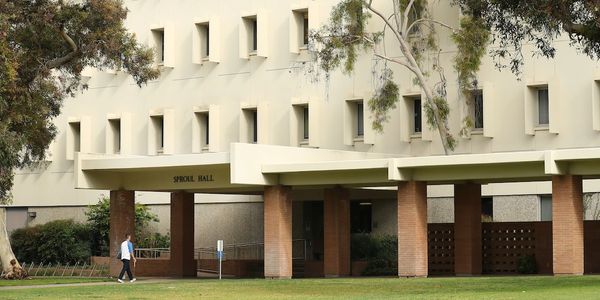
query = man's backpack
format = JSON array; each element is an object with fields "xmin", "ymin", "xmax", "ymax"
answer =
[{"xmin": 116, "ymin": 250, "xmax": 122, "ymax": 260}]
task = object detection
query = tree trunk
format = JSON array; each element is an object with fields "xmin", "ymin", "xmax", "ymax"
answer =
[{"xmin": 0, "ymin": 207, "xmax": 26, "ymax": 279}]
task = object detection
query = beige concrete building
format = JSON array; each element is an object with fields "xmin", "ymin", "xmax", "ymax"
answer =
[{"xmin": 7, "ymin": 0, "xmax": 600, "ymax": 277}]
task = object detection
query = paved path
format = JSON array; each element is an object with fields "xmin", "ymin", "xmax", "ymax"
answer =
[{"xmin": 0, "ymin": 278, "xmax": 177, "ymax": 290}]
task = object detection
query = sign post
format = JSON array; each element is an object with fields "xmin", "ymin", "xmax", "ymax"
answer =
[{"xmin": 217, "ymin": 240, "xmax": 223, "ymax": 280}]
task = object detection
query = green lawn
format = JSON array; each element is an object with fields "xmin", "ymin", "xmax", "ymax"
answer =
[
  {"xmin": 0, "ymin": 277, "xmax": 111, "ymax": 287},
  {"xmin": 1, "ymin": 276, "xmax": 600, "ymax": 299}
]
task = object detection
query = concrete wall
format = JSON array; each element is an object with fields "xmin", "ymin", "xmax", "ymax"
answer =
[
  {"xmin": 493, "ymin": 195, "xmax": 540, "ymax": 222},
  {"xmin": 428, "ymin": 198, "xmax": 454, "ymax": 223}
]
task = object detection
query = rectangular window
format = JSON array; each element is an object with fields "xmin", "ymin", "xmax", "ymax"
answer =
[
  {"xmin": 152, "ymin": 28, "xmax": 165, "ymax": 64},
  {"xmin": 540, "ymin": 195, "xmax": 552, "ymax": 221},
  {"xmin": 538, "ymin": 88, "xmax": 549, "ymax": 126},
  {"xmin": 195, "ymin": 112, "xmax": 210, "ymax": 150},
  {"xmin": 481, "ymin": 197, "xmax": 493, "ymax": 222},
  {"xmin": 251, "ymin": 18, "xmax": 258, "ymax": 52},
  {"xmin": 356, "ymin": 102, "xmax": 364, "ymax": 138},
  {"xmin": 151, "ymin": 115, "xmax": 164, "ymax": 153},
  {"xmin": 69, "ymin": 122, "xmax": 81, "ymax": 153},
  {"xmin": 303, "ymin": 12, "xmax": 309, "ymax": 46},
  {"xmin": 242, "ymin": 108, "xmax": 258, "ymax": 143},
  {"xmin": 197, "ymin": 23, "xmax": 210, "ymax": 59},
  {"xmin": 351, "ymin": 201, "xmax": 372, "ymax": 233},
  {"xmin": 473, "ymin": 90, "xmax": 484, "ymax": 130},
  {"xmin": 413, "ymin": 98, "xmax": 422, "ymax": 134},
  {"xmin": 108, "ymin": 118, "xmax": 121, "ymax": 154},
  {"xmin": 302, "ymin": 106, "xmax": 309, "ymax": 140}
]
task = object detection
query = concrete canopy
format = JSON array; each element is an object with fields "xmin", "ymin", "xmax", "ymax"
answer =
[{"xmin": 75, "ymin": 143, "xmax": 600, "ymax": 192}]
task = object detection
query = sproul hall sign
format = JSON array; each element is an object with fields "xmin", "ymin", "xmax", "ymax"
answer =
[{"xmin": 173, "ymin": 174, "xmax": 215, "ymax": 183}]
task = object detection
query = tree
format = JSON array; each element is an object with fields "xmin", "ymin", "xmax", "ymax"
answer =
[
  {"xmin": 85, "ymin": 196, "xmax": 162, "ymax": 257},
  {"xmin": 309, "ymin": 0, "xmax": 600, "ymax": 154},
  {"xmin": 0, "ymin": 0, "xmax": 159, "ymax": 278}
]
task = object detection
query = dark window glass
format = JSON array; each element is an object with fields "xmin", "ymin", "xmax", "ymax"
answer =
[
  {"xmin": 474, "ymin": 91, "xmax": 484, "ymax": 129},
  {"xmin": 481, "ymin": 197, "xmax": 493, "ymax": 221},
  {"xmin": 351, "ymin": 201, "xmax": 372, "ymax": 233},
  {"xmin": 252, "ymin": 19, "xmax": 258, "ymax": 51},
  {"xmin": 303, "ymin": 14, "xmax": 309, "ymax": 45},
  {"xmin": 540, "ymin": 195, "xmax": 552, "ymax": 221},
  {"xmin": 205, "ymin": 25, "xmax": 210, "ymax": 57},
  {"xmin": 414, "ymin": 98, "xmax": 422, "ymax": 133},
  {"xmin": 205, "ymin": 114, "xmax": 210, "ymax": 146},
  {"xmin": 252, "ymin": 110, "xmax": 258, "ymax": 143},
  {"xmin": 159, "ymin": 31, "xmax": 165, "ymax": 62},
  {"xmin": 303, "ymin": 106, "xmax": 309, "ymax": 140},
  {"xmin": 356, "ymin": 103, "xmax": 364, "ymax": 137},
  {"xmin": 538, "ymin": 88, "xmax": 549, "ymax": 125}
]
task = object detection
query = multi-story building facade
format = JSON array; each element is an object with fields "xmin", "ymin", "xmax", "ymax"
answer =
[{"xmin": 7, "ymin": 0, "xmax": 600, "ymax": 277}]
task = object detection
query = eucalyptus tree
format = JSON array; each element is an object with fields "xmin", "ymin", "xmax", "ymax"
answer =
[
  {"xmin": 0, "ymin": 0, "xmax": 159, "ymax": 279},
  {"xmin": 310, "ymin": 0, "xmax": 600, "ymax": 154}
]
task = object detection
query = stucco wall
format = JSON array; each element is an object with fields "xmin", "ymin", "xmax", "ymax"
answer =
[
  {"xmin": 428, "ymin": 198, "xmax": 454, "ymax": 223},
  {"xmin": 493, "ymin": 195, "xmax": 540, "ymax": 222}
]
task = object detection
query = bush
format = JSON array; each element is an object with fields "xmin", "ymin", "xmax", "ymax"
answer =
[
  {"xmin": 86, "ymin": 196, "xmax": 160, "ymax": 256},
  {"xmin": 351, "ymin": 234, "xmax": 398, "ymax": 276},
  {"xmin": 137, "ymin": 231, "xmax": 170, "ymax": 249},
  {"xmin": 10, "ymin": 219, "xmax": 92, "ymax": 264},
  {"xmin": 517, "ymin": 255, "xmax": 538, "ymax": 274}
]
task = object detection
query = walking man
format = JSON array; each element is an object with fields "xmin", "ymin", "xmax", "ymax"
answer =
[{"xmin": 117, "ymin": 233, "xmax": 137, "ymax": 283}]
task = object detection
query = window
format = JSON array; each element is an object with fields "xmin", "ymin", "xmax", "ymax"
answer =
[
  {"xmin": 241, "ymin": 15, "xmax": 258, "ymax": 54},
  {"xmin": 197, "ymin": 23, "xmax": 210, "ymax": 59},
  {"xmin": 152, "ymin": 28, "xmax": 165, "ymax": 64},
  {"xmin": 69, "ymin": 122, "xmax": 81, "ymax": 153},
  {"xmin": 473, "ymin": 90, "xmax": 484, "ymax": 130},
  {"xmin": 303, "ymin": 12, "xmax": 309, "ymax": 46},
  {"xmin": 481, "ymin": 197, "xmax": 493, "ymax": 222},
  {"xmin": 356, "ymin": 102, "xmax": 364, "ymax": 138},
  {"xmin": 195, "ymin": 112, "xmax": 210, "ymax": 150},
  {"xmin": 251, "ymin": 18, "xmax": 258, "ymax": 52},
  {"xmin": 537, "ymin": 88, "xmax": 549, "ymax": 126},
  {"xmin": 302, "ymin": 106, "xmax": 309, "ymax": 140},
  {"xmin": 151, "ymin": 115, "xmax": 164, "ymax": 153},
  {"xmin": 108, "ymin": 118, "xmax": 121, "ymax": 154},
  {"xmin": 412, "ymin": 97, "xmax": 422, "ymax": 134},
  {"xmin": 540, "ymin": 195, "xmax": 552, "ymax": 221},
  {"xmin": 351, "ymin": 201, "xmax": 372, "ymax": 233},
  {"xmin": 242, "ymin": 108, "xmax": 258, "ymax": 143}
]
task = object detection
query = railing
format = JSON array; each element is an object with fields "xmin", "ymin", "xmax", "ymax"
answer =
[
  {"xmin": 134, "ymin": 247, "xmax": 170, "ymax": 259},
  {"xmin": 195, "ymin": 239, "xmax": 307, "ymax": 261},
  {"xmin": 2, "ymin": 262, "xmax": 109, "ymax": 278}
]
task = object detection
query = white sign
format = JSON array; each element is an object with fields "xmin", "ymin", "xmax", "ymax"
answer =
[{"xmin": 217, "ymin": 240, "xmax": 223, "ymax": 252}]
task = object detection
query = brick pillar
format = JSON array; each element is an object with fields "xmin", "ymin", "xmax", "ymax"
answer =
[
  {"xmin": 454, "ymin": 183, "xmax": 482, "ymax": 276},
  {"xmin": 264, "ymin": 185, "xmax": 292, "ymax": 279},
  {"xmin": 552, "ymin": 175, "xmax": 584, "ymax": 275},
  {"xmin": 323, "ymin": 187, "xmax": 350, "ymax": 277},
  {"xmin": 170, "ymin": 191, "xmax": 195, "ymax": 277},
  {"xmin": 397, "ymin": 181, "xmax": 428, "ymax": 277},
  {"xmin": 109, "ymin": 190, "xmax": 135, "ymax": 276}
]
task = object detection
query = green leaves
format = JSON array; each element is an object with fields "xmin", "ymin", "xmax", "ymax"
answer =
[
  {"xmin": 0, "ymin": 0, "xmax": 159, "ymax": 203},
  {"xmin": 368, "ymin": 69, "xmax": 399, "ymax": 133}
]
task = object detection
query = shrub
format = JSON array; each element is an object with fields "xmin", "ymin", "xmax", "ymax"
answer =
[
  {"xmin": 10, "ymin": 219, "xmax": 92, "ymax": 264},
  {"xmin": 85, "ymin": 196, "xmax": 160, "ymax": 256},
  {"xmin": 351, "ymin": 233, "xmax": 398, "ymax": 276},
  {"xmin": 517, "ymin": 255, "xmax": 538, "ymax": 274}
]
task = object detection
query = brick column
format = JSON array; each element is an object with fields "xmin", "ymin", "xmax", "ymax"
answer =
[
  {"xmin": 170, "ymin": 191, "xmax": 195, "ymax": 277},
  {"xmin": 264, "ymin": 185, "xmax": 292, "ymax": 279},
  {"xmin": 109, "ymin": 190, "xmax": 135, "ymax": 276},
  {"xmin": 552, "ymin": 175, "xmax": 584, "ymax": 275},
  {"xmin": 323, "ymin": 187, "xmax": 350, "ymax": 277},
  {"xmin": 454, "ymin": 183, "xmax": 482, "ymax": 276},
  {"xmin": 397, "ymin": 181, "xmax": 428, "ymax": 277}
]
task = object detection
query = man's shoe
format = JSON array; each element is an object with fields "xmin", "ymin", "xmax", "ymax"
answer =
[
  {"xmin": 130, "ymin": 278, "xmax": 137, "ymax": 283},
  {"xmin": 117, "ymin": 279, "xmax": 124, "ymax": 283}
]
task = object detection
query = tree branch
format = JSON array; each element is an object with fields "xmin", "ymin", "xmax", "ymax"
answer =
[
  {"xmin": 402, "ymin": 0, "xmax": 416, "ymax": 34},
  {"xmin": 407, "ymin": 18, "xmax": 455, "ymax": 34},
  {"xmin": 46, "ymin": 28, "xmax": 79, "ymax": 69},
  {"xmin": 373, "ymin": 53, "xmax": 416, "ymax": 72}
]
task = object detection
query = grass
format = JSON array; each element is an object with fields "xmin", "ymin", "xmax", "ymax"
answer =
[
  {"xmin": 0, "ymin": 277, "xmax": 111, "ymax": 287},
  {"xmin": 2, "ymin": 275, "xmax": 600, "ymax": 299}
]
